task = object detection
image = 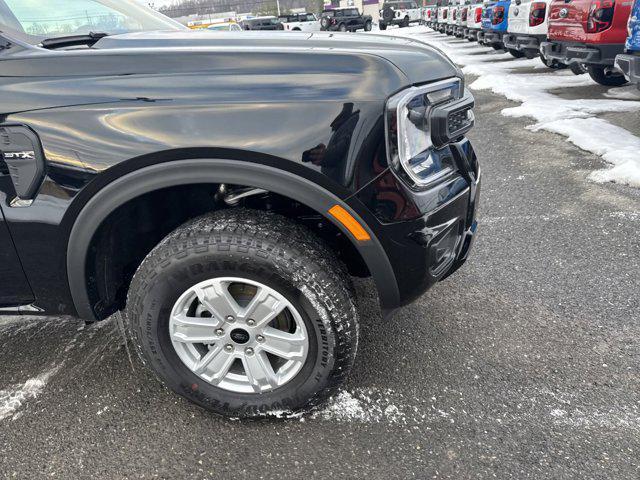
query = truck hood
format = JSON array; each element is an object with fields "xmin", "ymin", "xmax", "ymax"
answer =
[{"xmin": 91, "ymin": 30, "xmax": 461, "ymax": 85}]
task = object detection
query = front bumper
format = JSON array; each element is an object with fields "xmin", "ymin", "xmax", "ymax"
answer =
[
  {"xmin": 503, "ymin": 33, "xmax": 545, "ymax": 56},
  {"xmin": 615, "ymin": 53, "xmax": 640, "ymax": 88},
  {"xmin": 540, "ymin": 41, "xmax": 624, "ymax": 66},
  {"xmin": 354, "ymin": 139, "xmax": 481, "ymax": 308}
]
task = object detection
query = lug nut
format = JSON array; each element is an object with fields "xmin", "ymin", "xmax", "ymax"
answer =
[
  {"xmin": 256, "ymin": 335, "xmax": 265, "ymax": 343},
  {"xmin": 224, "ymin": 344, "xmax": 234, "ymax": 352},
  {"xmin": 215, "ymin": 328, "xmax": 225, "ymax": 336},
  {"xmin": 245, "ymin": 347, "xmax": 254, "ymax": 356},
  {"xmin": 246, "ymin": 319, "xmax": 256, "ymax": 326},
  {"xmin": 225, "ymin": 315, "xmax": 235, "ymax": 323}
]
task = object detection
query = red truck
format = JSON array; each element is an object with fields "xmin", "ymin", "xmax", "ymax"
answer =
[{"xmin": 540, "ymin": 0, "xmax": 633, "ymax": 86}]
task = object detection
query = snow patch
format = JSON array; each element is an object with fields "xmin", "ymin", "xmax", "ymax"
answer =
[
  {"xmin": 0, "ymin": 367, "xmax": 59, "ymax": 421},
  {"xmin": 312, "ymin": 388, "xmax": 416, "ymax": 424},
  {"xmin": 604, "ymin": 85, "xmax": 640, "ymax": 100}
]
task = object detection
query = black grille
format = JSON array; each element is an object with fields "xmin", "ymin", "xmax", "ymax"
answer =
[{"xmin": 448, "ymin": 108, "xmax": 471, "ymax": 136}]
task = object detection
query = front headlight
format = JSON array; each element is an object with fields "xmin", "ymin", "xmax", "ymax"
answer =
[{"xmin": 385, "ymin": 78, "xmax": 473, "ymax": 188}]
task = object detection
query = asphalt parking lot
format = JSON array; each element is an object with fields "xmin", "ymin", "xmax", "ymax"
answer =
[{"xmin": 1, "ymin": 31, "xmax": 640, "ymax": 479}]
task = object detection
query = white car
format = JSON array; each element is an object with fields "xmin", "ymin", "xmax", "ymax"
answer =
[
  {"xmin": 454, "ymin": 0, "xmax": 469, "ymax": 37},
  {"xmin": 502, "ymin": 0, "xmax": 557, "ymax": 65},
  {"xmin": 422, "ymin": 4, "xmax": 438, "ymax": 26},
  {"xmin": 277, "ymin": 12, "xmax": 321, "ymax": 32},
  {"xmin": 465, "ymin": 1, "xmax": 484, "ymax": 41},
  {"xmin": 379, "ymin": 1, "xmax": 422, "ymax": 30},
  {"xmin": 437, "ymin": 1, "xmax": 450, "ymax": 32},
  {"xmin": 445, "ymin": 0, "xmax": 458, "ymax": 34}
]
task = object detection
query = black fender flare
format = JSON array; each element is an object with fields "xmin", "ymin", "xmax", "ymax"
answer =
[{"xmin": 67, "ymin": 159, "xmax": 400, "ymax": 321}]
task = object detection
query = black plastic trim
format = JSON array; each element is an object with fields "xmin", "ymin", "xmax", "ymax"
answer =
[
  {"xmin": 541, "ymin": 41, "xmax": 624, "ymax": 66},
  {"xmin": 67, "ymin": 159, "xmax": 400, "ymax": 321}
]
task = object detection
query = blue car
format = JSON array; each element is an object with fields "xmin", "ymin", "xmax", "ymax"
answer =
[
  {"xmin": 477, "ymin": 1, "xmax": 495, "ymax": 45},
  {"xmin": 615, "ymin": 0, "xmax": 640, "ymax": 90},
  {"xmin": 482, "ymin": 0, "xmax": 510, "ymax": 50}
]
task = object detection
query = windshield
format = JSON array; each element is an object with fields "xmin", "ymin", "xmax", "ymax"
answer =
[{"xmin": 0, "ymin": 0, "xmax": 184, "ymax": 44}]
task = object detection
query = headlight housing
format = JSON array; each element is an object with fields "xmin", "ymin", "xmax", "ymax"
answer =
[{"xmin": 385, "ymin": 78, "xmax": 474, "ymax": 188}]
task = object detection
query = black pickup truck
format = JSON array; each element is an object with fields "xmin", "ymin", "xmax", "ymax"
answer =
[{"xmin": 0, "ymin": 0, "xmax": 480, "ymax": 417}]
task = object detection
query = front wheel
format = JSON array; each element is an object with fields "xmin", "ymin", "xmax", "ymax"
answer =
[
  {"xmin": 491, "ymin": 43, "xmax": 503, "ymax": 51},
  {"xmin": 379, "ymin": 22, "xmax": 387, "ymax": 30},
  {"xmin": 364, "ymin": 20, "xmax": 372, "ymax": 31},
  {"xmin": 126, "ymin": 209, "xmax": 359, "ymax": 418},
  {"xmin": 338, "ymin": 23, "xmax": 347, "ymax": 32},
  {"xmin": 508, "ymin": 49, "xmax": 525, "ymax": 58},
  {"xmin": 587, "ymin": 65, "xmax": 628, "ymax": 87}
]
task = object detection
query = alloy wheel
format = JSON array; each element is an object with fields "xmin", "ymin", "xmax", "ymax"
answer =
[{"xmin": 169, "ymin": 277, "xmax": 309, "ymax": 394}]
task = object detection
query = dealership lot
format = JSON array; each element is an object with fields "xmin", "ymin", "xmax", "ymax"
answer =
[{"xmin": 1, "ymin": 28, "xmax": 640, "ymax": 479}]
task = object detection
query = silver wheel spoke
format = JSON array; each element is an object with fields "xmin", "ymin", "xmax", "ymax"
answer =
[
  {"xmin": 194, "ymin": 345, "xmax": 235, "ymax": 383},
  {"xmin": 171, "ymin": 313, "xmax": 223, "ymax": 343},
  {"xmin": 195, "ymin": 283, "xmax": 239, "ymax": 320},
  {"xmin": 170, "ymin": 277, "xmax": 309, "ymax": 394},
  {"xmin": 242, "ymin": 287, "xmax": 286, "ymax": 326},
  {"xmin": 260, "ymin": 327, "xmax": 306, "ymax": 360},
  {"xmin": 242, "ymin": 351, "xmax": 279, "ymax": 392}
]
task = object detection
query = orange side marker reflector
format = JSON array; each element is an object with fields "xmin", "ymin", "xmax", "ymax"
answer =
[{"xmin": 328, "ymin": 205, "xmax": 371, "ymax": 242}]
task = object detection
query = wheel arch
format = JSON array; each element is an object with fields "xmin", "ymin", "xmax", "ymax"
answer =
[{"xmin": 66, "ymin": 156, "xmax": 400, "ymax": 321}]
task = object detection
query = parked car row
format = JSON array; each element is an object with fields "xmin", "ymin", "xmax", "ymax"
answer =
[
  {"xmin": 423, "ymin": 0, "xmax": 640, "ymax": 89},
  {"xmin": 201, "ymin": 9, "xmax": 373, "ymax": 33}
]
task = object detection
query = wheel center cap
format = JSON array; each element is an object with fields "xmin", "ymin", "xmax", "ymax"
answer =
[{"xmin": 230, "ymin": 328, "xmax": 250, "ymax": 344}]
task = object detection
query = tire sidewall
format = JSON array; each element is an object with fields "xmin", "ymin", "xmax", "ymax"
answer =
[
  {"xmin": 132, "ymin": 243, "xmax": 341, "ymax": 416},
  {"xmin": 587, "ymin": 65, "xmax": 628, "ymax": 87}
]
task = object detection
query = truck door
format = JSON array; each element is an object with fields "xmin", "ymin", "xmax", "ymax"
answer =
[{"xmin": 0, "ymin": 129, "xmax": 37, "ymax": 308}]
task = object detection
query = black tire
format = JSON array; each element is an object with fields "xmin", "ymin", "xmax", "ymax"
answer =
[
  {"xmin": 508, "ymin": 48, "xmax": 525, "ymax": 58},
  {"xmin": 126, "ymin": 209, "xmax": 359, "ymax": 418},
  {"xmin": 379, "ymin": 22, "xmax": 387, "ymax": 30},
  {"xmin": 491, "ymin": 43, "xmax": 503, "ymax": 50},
  {"xmin": 320, "ymin": 17, "xmax": 329, "ymax": 29},
  {"xmin": 587, "ymin": 65, "xmax": 628, "ymax": 87},
  {"xmin": 338, "ymin": 23, "xmax": 347, "ymax": 32},
  {"xmin": 364, "ymin": 20, "xmax": 372, "ymax": 31},
  {"xmin": 569, "ymin": 62, "xmax": 587, "ymax": 75},
  {"xmin": 402, "ymin": 16, "xmax": 410, "ymax": 27},
  {"xmin": 382, "ymin": 6, "xmax": 395, "ymax": 23}
]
